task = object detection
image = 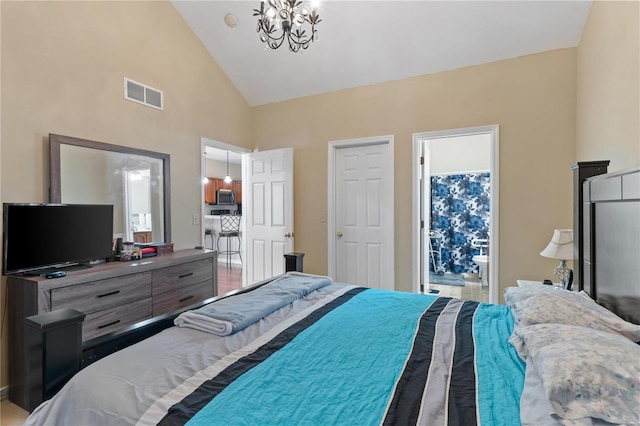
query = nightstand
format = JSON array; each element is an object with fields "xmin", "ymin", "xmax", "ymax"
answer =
[{"xmin": 516, "ymin": 280, "xmax": 563, "ymax": 289}]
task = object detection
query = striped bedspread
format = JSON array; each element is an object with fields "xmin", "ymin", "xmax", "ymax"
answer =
[{"xmin": 140, "ymin": 287, "xmax": 525, "ymax": 426}]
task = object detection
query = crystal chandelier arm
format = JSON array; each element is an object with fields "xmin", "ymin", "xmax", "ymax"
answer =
[{"xmin": 254, "ymin": 0, "xmax": 320, "ymax": 52}]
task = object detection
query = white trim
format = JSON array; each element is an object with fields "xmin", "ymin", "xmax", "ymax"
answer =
[
  {"xmin": 328, "ymin": 135, "xmax": 395, "ymax": 288},
  {"xmin": 200, "ymin": 137, "xmax": 250, "ymax": 286},
  {"xmin": 429, "ymin": 169, "xmax": 490, "ymax": 177},
  {"xmin": 122, "ymin": 170, "xmax": 135, "ymax": 242},
  {"xmin": 412, "ymin": 139, "xmax": 422, "ymax": 293},
  {"xmin": 412, "ymin": 125, "xmax": 499, "ymax": 304}
]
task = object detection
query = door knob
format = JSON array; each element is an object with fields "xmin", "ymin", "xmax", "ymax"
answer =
[
  {"xmin": 284, "ymin": 232, "xmax": 292, "ymax": 238},
  {"xmin": 336, "ymin": 231, "xmax": 343, "ymax": 238}
]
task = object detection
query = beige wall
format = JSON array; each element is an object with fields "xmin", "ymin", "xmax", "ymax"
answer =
[
  {"xmin": 577, "ymin": 0, "xmax": 640, "ymax": 170},
  {"xmin": 0, "ymin": 1, "xmax": 251, "ymax": 389},
  {"xmin": 205, "ymin": 158, "xmax": 242, "ymax": 181},
  {"xmin": 253, "ymin": 49, "xmax": 578, "ymax": 296}
]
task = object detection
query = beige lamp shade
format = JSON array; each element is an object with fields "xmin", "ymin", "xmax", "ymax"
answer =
[{"xmin": 540, "ymin": 229, "xmax": 573, "ymax": 260}]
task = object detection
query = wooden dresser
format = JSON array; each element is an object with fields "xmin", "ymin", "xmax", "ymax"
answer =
[{"xmin": 8, "ymin": 249, "xmax": 217, "ymax": 411}]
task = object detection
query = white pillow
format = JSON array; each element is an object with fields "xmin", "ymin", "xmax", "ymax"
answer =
[
  {"xmin": 514, "ymin": 323, "xmax": 640, "ymax": 424},
  {"xmin": 504, "ymin": 286, "xmax": 640, "ymax": 342}
]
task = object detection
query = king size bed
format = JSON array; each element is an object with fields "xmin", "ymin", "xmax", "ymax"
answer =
[{"xmin": 25, "ymin": 165, "xmax": 640, "ymax": 425}]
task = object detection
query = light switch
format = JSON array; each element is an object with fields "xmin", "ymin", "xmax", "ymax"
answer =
[{"xmin": 192, "ymin": 214, "xmax": 200, "ymax": 225}]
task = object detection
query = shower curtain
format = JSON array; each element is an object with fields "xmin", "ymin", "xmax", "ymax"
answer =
[{"xmin": 430, "ymin": 172, "xmax": 490, "ymax": 274}]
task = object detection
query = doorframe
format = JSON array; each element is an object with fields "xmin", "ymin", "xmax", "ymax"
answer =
[
  {"xmin": 200, "ymin": 137, "xmax": 250, "ymax": 286},
  {"xmin": 412, "ymin": 125, "xmax": 499, "ymax": 304},
  {"xmin": 327, "ymin": 135, "xmax": 395, "ymax": 287},
  {"xmin": 123, "ymin": 168, "xmax": 151, "ymax": 242}
]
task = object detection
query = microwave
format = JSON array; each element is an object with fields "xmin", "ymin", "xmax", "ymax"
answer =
[{"xmin": 216, "ymin": 190, "xmax": 235, "ymax": 205}]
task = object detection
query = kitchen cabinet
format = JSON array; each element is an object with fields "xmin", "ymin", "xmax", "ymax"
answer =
[
  {"xmin": 219, "ymin": 178, "xmax": 233, "ymax": 191},
  {"xmin": 204, "ymin": 178, "xmax": 219, "ymax": 204},
  {"xmin": 133, "ymin": 231, "xmax": 152, "ymax": 243},
  {"xmin": 204, "ymin": 178, "xmax": 242, "ymax": 204},
  {"xmin": 233, "ymin": 181, "xmax": 242, "ymax": 204}
]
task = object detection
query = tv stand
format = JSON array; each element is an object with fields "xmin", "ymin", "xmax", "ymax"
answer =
[
  {"xmin": 55, "ymin": 262, "xmax": 93, "ymax": 272},
  {"xmin": 20, "ymin": 271, "xmax": 43, "ymax": 277},
  {"xmin": 8, "ymin": 249, "xmax": 217, "ymax": 411},
  {"xmin": 15, "ymin": 263, "xmax": 94, "ymax": 277}
]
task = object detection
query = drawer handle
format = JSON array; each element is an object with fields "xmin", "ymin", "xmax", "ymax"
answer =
[
  {"xmin": 97, "ymin": 320, "xmax": 121, "ymax": 329},
  {"xmin": 179, "ymin": 272, "xmax": 194, "ymax": 279},
  {"xmin": 179, "ymin": 295, "xmax": 194, "ymax": 303},
  {"xmin": 97, "ymin": 290, "xmax": 120, "ymax": 298}
]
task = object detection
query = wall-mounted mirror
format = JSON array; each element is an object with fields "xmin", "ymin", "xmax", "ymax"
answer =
[{"xmin": 49, "ymin": 134, "xmax": 171, "ymax": 243}]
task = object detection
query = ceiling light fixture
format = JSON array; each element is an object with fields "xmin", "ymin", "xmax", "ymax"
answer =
[
  {"xmin": 224, "ymin": 151, "xmax": 233, "ymax": 184},
  {"xmin": 224, "ymin": 13, "xmax": 238, "ymax": 28},
  {"xmin": 253, "ymin": 0, "xmax": 321, "ymax": 52}
]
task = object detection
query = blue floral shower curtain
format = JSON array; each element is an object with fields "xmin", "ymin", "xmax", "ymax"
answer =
[{"xmin": 430, "ymin": 172, "xmax": 490, "ymax": 274}]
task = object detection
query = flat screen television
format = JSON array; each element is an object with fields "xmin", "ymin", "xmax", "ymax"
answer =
[{"xmin": 2, "ymin": 203, "xmax": 114, "ymax": 275}]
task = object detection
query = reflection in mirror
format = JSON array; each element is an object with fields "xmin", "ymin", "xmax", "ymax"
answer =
[
  {"xmin": 50, "ymin": 134, "xmax": 171, "ymax": 244},
  {"xmin": 126, "ymin": 168, "xmax": 153, "ymax": 241}
]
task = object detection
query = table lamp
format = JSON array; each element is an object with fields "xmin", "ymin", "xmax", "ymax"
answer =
[{"xmin": 540, "ymin": 229, "xmax": 573, "ymax": 285}]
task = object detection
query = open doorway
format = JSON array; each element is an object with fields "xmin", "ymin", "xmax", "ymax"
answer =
[
  {"xmin": 412, "ymin": 125, "xmax": 499, "ymax": 304},
  {"xmin": 201, "ymin": 138, "xmax": 248, "ymax": 295}
]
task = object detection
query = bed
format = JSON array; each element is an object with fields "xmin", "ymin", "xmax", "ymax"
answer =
[{"xmin": 25, "ymin": 166, "xmax": 640, "ymax": 425}]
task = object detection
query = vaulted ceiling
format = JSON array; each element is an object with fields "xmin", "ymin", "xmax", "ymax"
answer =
[{"xmin": 172, "ymin": 1, "xmax": 591, "ymax": 107}]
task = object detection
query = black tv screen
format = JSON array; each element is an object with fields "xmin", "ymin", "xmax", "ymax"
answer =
[{"xmin": 2, "ymin": 203, "xmax": 114, "ymax": 275}]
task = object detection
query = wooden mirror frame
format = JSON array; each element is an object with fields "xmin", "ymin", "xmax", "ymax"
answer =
[{"xmin": 49, "ymin": 133, "xmax": 172, "ymax": 243}]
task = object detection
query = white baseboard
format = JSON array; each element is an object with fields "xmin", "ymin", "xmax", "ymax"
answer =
[{"xmin": 1, "ymin": 385, "xmax": 8, "ymax": 401}]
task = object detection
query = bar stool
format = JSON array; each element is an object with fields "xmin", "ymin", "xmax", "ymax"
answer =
[
  {"xmin": 217, "ymin": 214, "xmax": 242, "ymax": 266},
  {"xmin": 204, "ymin": 229, "xmax": 215, "ymax": 250},
  {"xmin": 203, "ymin": 215, "xmax": 216, "ymax": 250}
]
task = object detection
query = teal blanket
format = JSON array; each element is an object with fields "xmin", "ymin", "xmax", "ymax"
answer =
[{"xmin": 151, "ymin": 288, "xmax": 525, "ymax": 425}]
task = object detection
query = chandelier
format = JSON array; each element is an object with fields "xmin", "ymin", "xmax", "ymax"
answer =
[{"xmin": 253, "ymin": 0, "xmax": 321, "ymax": 52}]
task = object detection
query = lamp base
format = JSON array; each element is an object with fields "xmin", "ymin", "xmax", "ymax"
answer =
[{"xmin": 553, "ymin": 260, "xmax": 570, "ymax": 287}]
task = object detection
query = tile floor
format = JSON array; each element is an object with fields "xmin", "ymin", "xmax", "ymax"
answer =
[{"xmin": 427, "ymin": 273, "xmax": 489, "ymax": 303}]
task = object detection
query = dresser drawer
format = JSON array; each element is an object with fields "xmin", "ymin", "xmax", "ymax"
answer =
[
  {"xmin": 152, "ymin": 281, "xmax": 214, "ymax": 316},
  {"xmin": 83, "ymin": 298, "xmax": 152, "ymax": 341},
  {"xmin": 152, "ymin": 258, "xmax": 213, "ymax": 295},
  {"xmin": 51, "ymin": 272, "xmax": 152, "ymax": 313}
]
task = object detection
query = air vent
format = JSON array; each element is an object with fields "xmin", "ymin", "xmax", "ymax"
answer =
[{"xmin": 124, "ymin": 78, "xmax": 163, "ymax": 110}]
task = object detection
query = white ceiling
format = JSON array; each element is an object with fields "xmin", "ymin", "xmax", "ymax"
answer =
[
  {"xmin": 171, "ymin": 0, "xmax": 592, "ymax": 107},
  {"xmin": 205, "ymin": 148, "xmax": 243, "ymax": 163}
]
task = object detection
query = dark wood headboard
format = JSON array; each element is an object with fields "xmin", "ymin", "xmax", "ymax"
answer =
[{"xmin": 577, "ymin": 165, "xmax": 640, "ymax": 324}]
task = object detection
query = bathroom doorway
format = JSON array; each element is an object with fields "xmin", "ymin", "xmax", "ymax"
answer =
[{"xmin": 412, "ymin": 126, "xmax": 499, "ymax": 304}]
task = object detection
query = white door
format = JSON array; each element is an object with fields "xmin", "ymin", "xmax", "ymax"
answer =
[
  {"xmin": 331, "ymin": 139, "xmax": 394, "ymax": 290},
  {"xmin": 244, "ymin": 148, "xmax": 294, "ymax": 284}
]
